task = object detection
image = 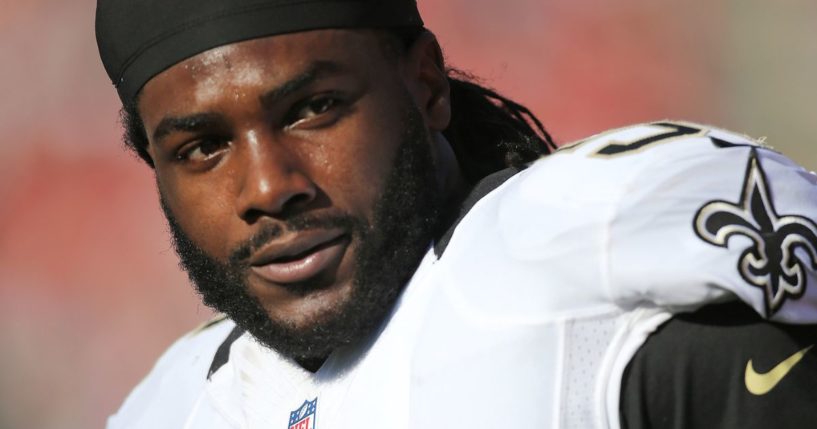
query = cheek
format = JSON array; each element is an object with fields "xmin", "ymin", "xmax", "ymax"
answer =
[
  {"xmin": 309, "ymin": 87, "xmax": 414, "ymax": 216},
  {"xmin": 156, "ymin": 169, "xmax": 240, "ymax": 259},
  {"xmin": 309, "ymin": 118, "xmax": 402, "ymax": 218}
]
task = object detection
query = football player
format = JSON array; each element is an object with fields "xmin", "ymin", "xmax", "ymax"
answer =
[{"xmin": 96, "ymin": 0, "xmax": 817, "ymax": 427}]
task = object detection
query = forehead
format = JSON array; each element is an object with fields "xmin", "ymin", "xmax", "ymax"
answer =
[{"xmin": 139, "ymin": 29, "xmax": 388, "ymax": 113}]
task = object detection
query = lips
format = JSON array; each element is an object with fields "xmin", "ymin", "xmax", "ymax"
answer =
[{"xmin": 249, "ymin": 229, "xmax": 350, "ymax": 285}]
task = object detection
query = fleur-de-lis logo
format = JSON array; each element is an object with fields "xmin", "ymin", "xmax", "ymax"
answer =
[{"xmin": 694, "ymin": 149, "xmax": 817, "ymax": 316}]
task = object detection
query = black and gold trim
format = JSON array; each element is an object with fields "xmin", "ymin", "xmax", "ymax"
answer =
[{"xmin": 207, "ymin": 326, "xmax": 245, "ymax": 380}]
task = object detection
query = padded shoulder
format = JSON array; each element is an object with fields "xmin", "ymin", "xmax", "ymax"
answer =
[
  {"xmin": 522, "ymin": 122, "xmax": 817, "ymax": 320},
  {"xmin": 107, "ymin": 316, "xmax": 236, "ymax": 428},
  {"xmin": 438, "ymin": 121, "xmax": 817, "ymax": 322}
]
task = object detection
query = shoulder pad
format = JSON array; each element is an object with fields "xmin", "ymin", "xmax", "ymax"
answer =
[
  {"xmin": 439, "ymin": 121, "xmax": 817, "ymax": 323},
  {"xmin": 107, "ymin": 318, "xmax": 237, "ymax": 428}
]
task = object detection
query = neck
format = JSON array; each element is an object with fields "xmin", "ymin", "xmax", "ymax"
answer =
[{"xmin": 296, "ymin": 356, "xmax": 327, "ymax": 373}]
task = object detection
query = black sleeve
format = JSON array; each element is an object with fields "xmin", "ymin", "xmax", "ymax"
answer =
[{"xmin": 620, "ymin": 301, "xmax": 817, "ymax": 429}]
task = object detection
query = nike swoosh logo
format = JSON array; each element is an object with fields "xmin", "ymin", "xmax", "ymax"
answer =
[{"xmin": 745, "ymin": 344, "xmax": 813, "ymax": 395}]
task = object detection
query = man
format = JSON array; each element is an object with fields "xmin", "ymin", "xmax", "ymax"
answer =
[{"xmin": 96, "ymin": 0, "xmax": 817, "ymax": 427}]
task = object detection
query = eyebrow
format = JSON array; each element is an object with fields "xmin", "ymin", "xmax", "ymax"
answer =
[
  {"xmin": 151, "ymin": 60, "xmax": 347, "ymax": 143},
  {"xmin": 258, "ymin": 60, "xmax": 346, "ymax": 109},
  {"xmin": 152, "ymin": 112, "xmax": 226, "ymax": 143}
]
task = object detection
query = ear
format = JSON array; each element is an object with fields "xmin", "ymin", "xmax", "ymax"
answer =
[
  {"xmin": 141, "ymin": 124, "xmax": 159, "ymax": 168},
  {"xmin": 401, "ymin": 31, "xmax": 451, "ymax": 132}
]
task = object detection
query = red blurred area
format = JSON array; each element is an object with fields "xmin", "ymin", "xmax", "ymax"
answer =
[{"xmin": 422, "ymin": 1, "xmax": 724, "ymax": 141}]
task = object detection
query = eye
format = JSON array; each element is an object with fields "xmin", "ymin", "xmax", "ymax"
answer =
[
  {"xmin": 286, "ymin": 94, "xmax": 344, "ymax": 129},
  {"xmin": 301, "ymin": 97, "xmax": 337, "ymax": 118},
  {"xmin": 177, "ymin": 137, "xmax": 229, "ymax": 163}
]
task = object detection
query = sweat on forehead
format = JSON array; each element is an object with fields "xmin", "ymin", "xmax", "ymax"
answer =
[{"xmin": 95, "ymin": 0, "xmax": 424, "ymax": 105}]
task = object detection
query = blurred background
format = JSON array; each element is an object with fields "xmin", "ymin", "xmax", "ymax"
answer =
[{"xmin": 0, "ymin": 0, "xmax": 815, "ymax": 427}]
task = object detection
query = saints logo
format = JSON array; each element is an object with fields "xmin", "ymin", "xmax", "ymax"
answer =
[{"xmin": 694, "ymin": 149, "xmax": 817, "ymax": 315}]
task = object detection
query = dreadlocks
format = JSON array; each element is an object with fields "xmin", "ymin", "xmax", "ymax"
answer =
[
  {"xmin": 120, "ymin": 29, "xmax": 556, "ymax": 183},
  {"xmin": 445, "ymin": 70, "xmax": 555, "ymax": 183}
]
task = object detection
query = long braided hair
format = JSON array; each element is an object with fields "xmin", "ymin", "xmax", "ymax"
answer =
[
  {"xmin": 121, "ymin": 29, "xmax": 556, "ymax": 183},
  {"xmin": 444, "ymin": 69, "xmax": 555, "ymax": 183}
]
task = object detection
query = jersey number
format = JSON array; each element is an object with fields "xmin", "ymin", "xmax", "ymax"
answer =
[
  {"xmin": 595, "ymin": 122, "xmax": 702, "ymax": 156},
  {"xmin": 557, "ymin": 121, "xmax": 707, "ymax": 158}
]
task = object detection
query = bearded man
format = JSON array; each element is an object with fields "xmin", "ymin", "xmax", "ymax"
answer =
[{"xmin": 96, "ymin": 1, "xmax": 817, "ymax": 428}]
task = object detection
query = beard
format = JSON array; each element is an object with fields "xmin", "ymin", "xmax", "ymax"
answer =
[{"xmin": 161, "ymin": 103, "xmax": 443, "ymax": 362}]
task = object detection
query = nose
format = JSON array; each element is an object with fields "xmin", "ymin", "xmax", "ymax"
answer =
[{"xmin": 234, "ymin": 132, "xmax": 317, "ymax": 222}]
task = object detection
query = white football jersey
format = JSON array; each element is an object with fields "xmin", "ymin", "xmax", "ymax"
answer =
[{"xmin": 108, "ymin": 121, "xmax": 817, "ymax": 429}]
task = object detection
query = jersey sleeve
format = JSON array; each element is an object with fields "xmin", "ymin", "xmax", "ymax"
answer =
[
  {"xmin": 620, "ymin": 301, "xmax": 817, "ymax": 429},
  {"xmin": 597, "ymin": 122, "xmax": 817, "ymax": 322},
  {"xmin": 517, "ymin": 121, "xmax": 817, "ymax": 322},
  {"xmin": 436, "ymin": 121, "xmax": 817, "ymax": 323}
]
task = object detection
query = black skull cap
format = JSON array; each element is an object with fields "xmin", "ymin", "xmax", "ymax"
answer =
[{"xmin": 96, "ymin": 0, "xmax": 423, "ymax": 104}]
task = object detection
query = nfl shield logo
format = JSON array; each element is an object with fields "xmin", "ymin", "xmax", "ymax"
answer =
[{"xmin": 288, "ymin": 398, "xmax": 317, "ymax": 429}]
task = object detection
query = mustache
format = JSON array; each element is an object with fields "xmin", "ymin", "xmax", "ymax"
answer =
[{"xmin": 228, "ymin": 212, "xmax": 365, "ymax": 266}]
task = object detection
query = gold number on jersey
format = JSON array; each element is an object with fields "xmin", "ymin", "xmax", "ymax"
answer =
[
  {"xmin": 593, "ymin": 122, "xmax": 704, "ymax": 157},
  {"xmin": 555, "ymin": 121, "xmax": 706, "ymax": 157}
]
